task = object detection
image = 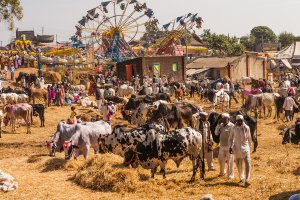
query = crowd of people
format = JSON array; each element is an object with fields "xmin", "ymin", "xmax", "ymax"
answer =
[
  {"xmin": 5, "ymin": 61, "xmax": 300, "ymax": 189},
  {"xmin": 199, "ymin": 112, "xmax": 252, "ymax": 187}
]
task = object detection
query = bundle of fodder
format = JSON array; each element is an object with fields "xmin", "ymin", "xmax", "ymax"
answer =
[{"xmin": 72, "ymin": 153, "xmax": 142, "ymax": 193}]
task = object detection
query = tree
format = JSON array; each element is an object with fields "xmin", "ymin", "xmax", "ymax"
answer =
[
  {"xmin": 0, "ymin": 0, "xmax": 23, "ymax": 30},
  {"xmin": 240, "ymin": 35, "xmax": 256, "ymax": 51},
  {"xmin": 278, "ymin": 31, "xmax": 295, "ymax": 48},
  {"xmin": 201, "ymin": 29, "xmax": 245, "ymax": 56},
  {"xmin": 250, "ymin": 26, "xmax": 277, "ymax": 43}
]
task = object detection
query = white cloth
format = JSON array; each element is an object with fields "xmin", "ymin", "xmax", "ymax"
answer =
[
  {"xmin": 224, "ymin": 83, "xmax": 230, "ymax": 92},
  {"xmin": 218, "ymin": 146, "xmax": 234, "ymax": 178},
  {"xmin": 283, "ymin": 97, "xmax": 297, "ymax": 111},
  {"xmin": 146, "ymin": 87, "xmax": 152, "ymax": 95},
  {"xmin": 96, "ymin": 100, "xmax": 102, "ymax": 111},
  {"xmin": 215, "ymin": 122, "xmax": 234, "ymax": 147},
  {"xmin": 0, "ymin": 170, "xmax": 18, "ymax": 192},
  {"xmin": 228, "ymin": 124, "xmax": 252, "ymax": 159},
  {"xmin": 229, "ymin": 124, "xmax": 252, "ymax": 183},
  {"xmin": 284, "ymin": 80, "xmax": 291, "ymax": 88}
]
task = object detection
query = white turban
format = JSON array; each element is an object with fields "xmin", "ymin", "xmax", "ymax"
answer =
[
  {"xmin": 236, "ymin": 115, "xmax": 244, "ymax": 121},
  {"xmin": 199, "ymin": 112, "xmax": 208, "ymax": 116},
  {"xmin": 221, "ymin": 113, "xmax": 230, "ymax": 118}
]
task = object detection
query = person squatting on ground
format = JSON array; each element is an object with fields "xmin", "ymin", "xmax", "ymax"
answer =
[
  {"xmin": 198, "ymin": 112, "xmax": 215, "ymax": 171},
  {"xmin": 215, "ymin": 113, "xmax": 234, "ymax": 179},
  {"xmin": 283, "ymin": 93, "xmax": 298, "ymax": 122},
  {"xmin": 229, "ymin": 115, "xmax": 252, "ymax": 187}
]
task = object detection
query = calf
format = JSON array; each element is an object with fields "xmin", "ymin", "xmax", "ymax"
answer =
[
  {"xmin": 3, "ymin": 103, "xmax": 33, "ymax": 134},
  {"xmin": 64, "ymin": 121, "xmax": 112, "ymax": 160},
  {"xmin": 124, "ymin": 127, "xmax": 205, "ymax": 182},
  {"xmin": 31, "ymin": 104, "xmax": 45, "ymax": 127}
]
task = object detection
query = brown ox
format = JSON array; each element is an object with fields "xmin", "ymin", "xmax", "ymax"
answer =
[
  {"xmin": 3, "ymin": 103, "xmax": 33, "ymax": 134},
  {"xmin": 28, "ymin": 85, "xmax": 48, "ymax": 107}
]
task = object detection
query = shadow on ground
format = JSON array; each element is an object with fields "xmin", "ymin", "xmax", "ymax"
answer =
[
  {"xmin": 293, "ymin": 167, "xmax": 300, "ymax": 176},
  {"xmin": 27, "ymin": 154, "xmax": 48, "ymax": 163},
  {"xmin": 269, "ymin": 190, "xmax": 300, "ymax": 200},
  {"xmin": 40, "ymin": 158, "xmax": 67, "ymax": 172}
]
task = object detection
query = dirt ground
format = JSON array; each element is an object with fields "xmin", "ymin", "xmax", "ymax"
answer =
[{"xmin": 0, "ymin": 68, "xmax": 299, "ymax": 200}]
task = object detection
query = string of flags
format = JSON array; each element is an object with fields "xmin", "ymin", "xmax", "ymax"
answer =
[{"xmin": 39, "ymin": 64, "xmax": 94, "ymax": 70}]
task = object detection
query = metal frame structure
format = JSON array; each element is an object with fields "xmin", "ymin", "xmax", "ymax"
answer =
[{"xmin": 73, "ymin": 0, "xmax": 154, "ymax": 62}]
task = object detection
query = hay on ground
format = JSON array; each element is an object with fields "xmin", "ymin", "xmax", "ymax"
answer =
[{"xmin": 72, "ymin": 154, "xmax": 143, "ymax": 193}]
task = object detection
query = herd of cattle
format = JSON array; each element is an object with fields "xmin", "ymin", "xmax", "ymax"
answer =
[
  {"xmin": 45, "ymin": 88, "xmax": 261, "ymax": 181},
  {"xmin": 1, "ymin": 71, "xmax": 299, "ymax": 181}
]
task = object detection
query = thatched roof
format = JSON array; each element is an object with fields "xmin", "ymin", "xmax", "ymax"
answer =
[{"xmin": 187, "ymin": 56, "xmax": 240, "ymax": 69}]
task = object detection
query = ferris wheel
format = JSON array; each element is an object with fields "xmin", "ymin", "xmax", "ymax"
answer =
[
  {"xmin": 73, "ymin": 0, "xmax": 154, "ymax": 62},
  {"xmin": 155, "ymin": 13, "xmax": 203, "ymax": 55}
]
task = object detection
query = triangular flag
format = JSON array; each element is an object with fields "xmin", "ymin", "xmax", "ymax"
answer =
[
  {"xmin": 78, "ymin": 17, "xmax": 87, "ymax": 26},
  {"xmin": 87, "ymin": 8, "xmax": 96, "ymax": 16},
  {"xmin": 191, "ymin": 13, "xmax": 198, "ymax": 22},
  {"xmin": 117, "ymin": 0, "xmax": 124, "ymax": 4},
  {"xmin": 101, "ymin": 1, "xmax": 111, "ymax": 7},
  {"xmin": 176, "ymin": 16, "xmax": 183, "ymax": 22},
  {"xmin": 187, "ymin": 13, "xmax": 192, "ymax": 18},
  {"xmin": 163, "ymin": 23, "xmax": 171, "ymax": 30}
]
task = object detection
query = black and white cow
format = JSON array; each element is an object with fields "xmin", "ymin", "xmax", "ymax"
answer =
[
  {"xmin": 124, "ymin": 127, "xmax": 205, "ymax": 182},
  {"xmin": 99, "ymin": 122, "xmax": 165, "ymax": 157},
  {"xmin": 63, "ymin": 121, "xmax": 112, "ymax": 160}
]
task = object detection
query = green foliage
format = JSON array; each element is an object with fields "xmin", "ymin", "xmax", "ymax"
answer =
[
  {"xmin": 240, "ymin": 35, "xmax": 256, "ymax": 51},
  {"xmin": 0, "ymin": 0, "xmax": 23, "ymax": 30},
  {"xmin": 201, "ymin": 29, "xmax": 245, "ymax": 56},
  {"xmin": 250, "ymin": 26, "xmax": 277, "ymax": 43},
  {"xmin": 278, "ymin": 31, "xmax": 295, "ymax": 48}
]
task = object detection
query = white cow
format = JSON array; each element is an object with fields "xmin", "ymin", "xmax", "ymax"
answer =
[
  {"xmin": 78, "ymin": 97, "xmax": 97, "ymax": 108},
  {"xmin": 71, "ymin": 84, "xmax": 86, "ymax": 92},
  {"xmin": 1, "ymin": 93, "xmax": 19, "ymax": 105},
  {"xmin": 63, "ymin": 121, "xmax": 112, "ymax": 160},
  {"xmin": 212, "ymin": 90, "xmax": 230, "ymax": 112},
  {"xmin": 117, "ymin": 84, "xmax": 135, "ymax": 97},
  {"xmin": 47, "ymin": 121, "xmax": 77, "ymax": 157},
  {"xmin": 17, "ymin": 94, "xmax": 29, "ymax": 103}
]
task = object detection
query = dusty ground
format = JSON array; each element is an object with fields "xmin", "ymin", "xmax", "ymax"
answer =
[{"xmin": 0, "ymin": 68, "xmax": 299, "ymax": 200}]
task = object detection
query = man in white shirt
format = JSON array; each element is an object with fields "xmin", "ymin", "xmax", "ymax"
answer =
[
  {"xmin": 215, "ymin": 113, "xmax": 234, "ymax": 179},
  {"xmin": 283, "ymin": 93, "xmax": 298, "ymax": 122},
  {"xmin": 229, "ymin": 115, "xmax": 252, "ymax": 187},
  {"xmin": 223, "ymin": 81, "xmax": 230, "ymax": 93}
]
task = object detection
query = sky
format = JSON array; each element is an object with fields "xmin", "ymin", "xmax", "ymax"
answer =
[{"xmin": 0, "ymin": 0, "xmax": 300, "ymax": 45}]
